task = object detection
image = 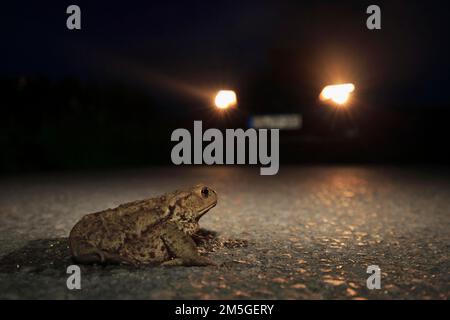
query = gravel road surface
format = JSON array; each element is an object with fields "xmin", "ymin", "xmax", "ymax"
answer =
[{"xmin": 0, "ymin": 166, "xmax": 449, "ymax": 299}]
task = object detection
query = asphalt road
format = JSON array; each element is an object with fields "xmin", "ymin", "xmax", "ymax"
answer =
[{"xmin": 0, "ymin": 166, "xmax": 449, "ymax": 299}]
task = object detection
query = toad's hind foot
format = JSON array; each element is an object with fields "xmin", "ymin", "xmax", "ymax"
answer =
[
  {"xmin": 72, "ymin": 247, "xmax": 107, "ymax": 264},
  {"xmin": 71, "ymin": 244, "xmax": 136, "ymax": 266}
]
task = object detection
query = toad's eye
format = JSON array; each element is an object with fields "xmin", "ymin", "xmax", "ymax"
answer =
[{"xmin": 201, "ymin": 187, "xmax": 209, "ymax": 198}]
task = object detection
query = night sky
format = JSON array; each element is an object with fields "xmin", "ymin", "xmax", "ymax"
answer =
[{"xmin": 2, "ymin": 0, "xmax": 449, "ymax": 107}]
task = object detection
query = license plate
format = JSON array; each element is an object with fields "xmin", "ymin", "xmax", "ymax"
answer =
[{"xmin": 250, "ymin": 114, "xmax": 302, "ymax": 130}]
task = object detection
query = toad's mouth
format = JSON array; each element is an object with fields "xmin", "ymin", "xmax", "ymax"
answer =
[{"xmin": 197, "ymin": 201, "xmax": 217, "ymax": 219}]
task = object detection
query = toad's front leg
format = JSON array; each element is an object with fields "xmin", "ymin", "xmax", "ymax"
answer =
[{"xmin": 160, "ymin": 223, "xmax": 215, "ymax": 267}]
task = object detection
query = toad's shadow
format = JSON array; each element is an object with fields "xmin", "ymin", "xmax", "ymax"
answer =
[
  {"xmin": 0, "ymin": 237, "xmax": 72, "ymax": 274},
  {"xmin": 0, "ymin": 229, "xmax": 245, "ymax": 274}
]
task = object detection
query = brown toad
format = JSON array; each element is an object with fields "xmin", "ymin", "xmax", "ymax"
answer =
[{"xmin": 69, "ymin": 184, "xmax": 217, "ymax": 266}]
